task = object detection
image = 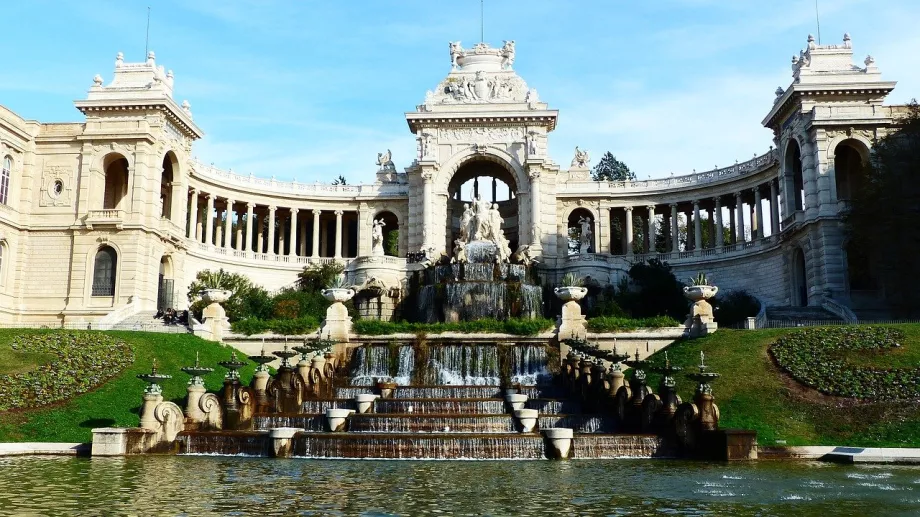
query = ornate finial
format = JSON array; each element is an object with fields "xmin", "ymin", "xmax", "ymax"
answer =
[
  {"xmin": 115, "ymin": 52, "xmax": 124, "ymax": 68},
  {"xmin": 865, "ymin": 55, "xmax": 875, "ymax": 67},
  {"xmin": 181, "ymin": 100, "xmax": 192, "ymax": 115},
  {"xmin": 151, "ymin": 357, "xmax": 158, "ymax": 373},
  {"xmin": 775, "ymin": 86, "xmax": 785, "ymax": 97},
  {"xmin": 147, "ymin": 50, "xmax": 156, "ymax": 62},
  {"xmin": 843, "ymin": 32, "xmax": 851, "ymax": 43},
  {"xmin": 93, "ymin": 74, "xmax": 103, "ymax": 86},
  {"xmin": 807, "ymin": 34, "xmax": 815, "ymax": 43},
  {"xmin": 664, "ymin": 351, "xmax": 670, "ymax": 369},
  {"xmin": 700, "ymin": 350, "xmax": 705, "ymax": 368}
]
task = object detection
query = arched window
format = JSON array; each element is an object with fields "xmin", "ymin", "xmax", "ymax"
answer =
[
  {"xmin": 0, "ymin": 156, "xmax": 11, "ymax": 205},
  {"xmin": 92, "ymin": 246, "xmax": 117, "ymax": 296},
  {"xmin": 0, "ymin": 242, "xmax": 5, "ymax": 286}
]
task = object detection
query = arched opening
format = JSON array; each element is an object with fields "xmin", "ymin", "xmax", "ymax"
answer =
[
  {"xmin": 92, "ymin": 246, "xmax": 117, "ymax": 297},
  {"xmin": 157, "ymin": 255, "xmax": 174, "ymax": 311},
  {"xmin": 567, "ymin": 208, "xmax": 595, "ymax": 255},
  {"xmin": 784, "ymin": 140, "xmax": 804, "ymax": 213},
  {"xmin": 0, "ymin": 241, "xmax": 6, "ymax": 286},
  {"xmin": 447, "ymin": 158, "xmax": 519, "ymax": 252},
  {"xmin": 0, "ymin": 156, "xmax": 11, "ymax": 205},
  {"xmin": 834, "ymin": 140, "xmax": 868, "ymax": 202},
  {"xmin": 102, "ymin": 154, "xmax": 129, "ymax": 210},
  {"xmin": 160, "ymin": 152, "xmax": 177, "ymax": 219},
  {"xmin": 374, "ymin": 211, "xmax": 400, "ymax": 256},
  {"xmin": 791, "ymin": 247, "xmax": 808, "ymax": 307},
  {"xmin": 844, "ymin": 240, "xmax": 878, "ymax": 308}
]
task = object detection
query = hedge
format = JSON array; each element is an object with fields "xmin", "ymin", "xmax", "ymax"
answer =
[{"xmin": 586, "ymin": 315, "xmax": 680, "ymax": 333}]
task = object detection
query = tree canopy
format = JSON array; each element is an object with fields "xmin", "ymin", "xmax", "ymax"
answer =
[
  {"xmin": 592, "ymin": 152, "xmax": 636, "ymax": 182},
  {"xmin": 844, "ymin": 101, "xmax": 920, "ymax": 316}
]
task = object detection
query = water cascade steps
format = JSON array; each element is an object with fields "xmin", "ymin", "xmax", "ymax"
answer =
[{"xmin": 176, "ymin": 343, "xmax": 678, "ymax": 460}]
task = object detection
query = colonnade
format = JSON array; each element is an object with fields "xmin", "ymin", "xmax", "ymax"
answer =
[
  {"xmin": 185, "ymin": 189, "xmax": 360, "ymax": 259},
  {"xmin": 599, "ymin": 179, "xmax": 782, "ymax": 256}
]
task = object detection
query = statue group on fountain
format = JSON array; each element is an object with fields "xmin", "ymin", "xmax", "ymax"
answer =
[
  {"xmin": 452, "ymin": 192, "xmax": 512, "ymax": 263},
  {"xmin": 371, "ymin": 218, "xmax": 386, "ymax": 256}
]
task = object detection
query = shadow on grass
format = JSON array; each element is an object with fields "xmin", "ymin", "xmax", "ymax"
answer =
[{"xmin": 79, "ymin": 418, "xmax": 116, "ymax": 428}]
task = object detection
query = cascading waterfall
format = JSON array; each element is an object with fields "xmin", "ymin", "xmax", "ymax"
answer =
[
  {"xmin": 572, "ymin": 435, "xmax": 675, "ymax": 459},
  {"xmin": 417, "ymin": 285, "xmax": 438, "ymax": 323},
  {"xmin": 392, "ymin": 346, "xmax": 415, "ymax": 385},
  {"xmin": 349, "ymin": 415, "xmax": 516, "ymax": 434},
  {"xmin": 510, "ymin": 345, "xmax": 551, "ymax": 386},
  {"xmin": 538, "ymin": 415, "xmax": 616, "ymax": 434},
  {"xmin": 374, "ymin": 399, "xmax": 506, "ymax": 415},
  {"xmin": 444, "ymin": 283, "xmax": 507, "ymax": 321},
  {"xmin": 427, "ymin": 345, "xmax": 500, "ymax": 385},
  {"xmin": 349, "ymin": 346, "xmax": 393, "ymax": 386},
  {"xmin": 292, "ymin": 435, "xmax": 546, "ymax": 460},
  {"xmin": 255, "ymin": 415, "xmax": 325, "ymax": 432}
]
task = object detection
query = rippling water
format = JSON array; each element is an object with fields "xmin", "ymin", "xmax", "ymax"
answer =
[{"xmin": 1, "ymin": 456, "xmax": 919, "ymax": 516}]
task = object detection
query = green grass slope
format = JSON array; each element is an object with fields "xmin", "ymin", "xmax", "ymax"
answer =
[
  {"xmin": 0, "ymin": 330, "xmax": 256, "ymax": 443},
  {"xmin": 644, "ymin": 326, "xmax": 920, "ymax": 447}
]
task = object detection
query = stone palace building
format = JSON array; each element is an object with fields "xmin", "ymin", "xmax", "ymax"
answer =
[{"xmin": 0, "ymin": 34, "xmax": 901, "ymax": 325}]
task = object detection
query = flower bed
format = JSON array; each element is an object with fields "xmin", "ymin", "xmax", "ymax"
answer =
[
  {"xmin": 0, "ymin": 332, "xmax": 134, "ymax": 410},
  {"xmin": 769, "ymin": 326, "xmax": 920, "ymax": 400}
]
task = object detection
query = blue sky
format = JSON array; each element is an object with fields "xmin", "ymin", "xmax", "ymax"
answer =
[{"xmin": 3, "ymin": 0, "xmax": 920, "ymax": 183}]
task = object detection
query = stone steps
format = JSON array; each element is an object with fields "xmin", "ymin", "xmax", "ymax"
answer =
[{"xmin": 110, "ymin": 311, "xmax": 190, "ymax": 333}]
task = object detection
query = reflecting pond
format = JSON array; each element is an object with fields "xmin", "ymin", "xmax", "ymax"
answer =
[{"xmin": 1, "ymin": 456, "xmax": 919, "ymax": 516}]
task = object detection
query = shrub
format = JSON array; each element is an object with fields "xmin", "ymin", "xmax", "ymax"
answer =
[
  {"xmin": 273, "ymin": 299, "xmax": 301, "ymax": 320},
  {"xmin": 586, "ymin": 316, "xmax": 680, "ymax": 333},
  {"xmin": 560, "ymin": 272, "xmax": 584, "ymax": 287},
  {"xmin": 272, "ymin": 289, "xmax": 330, "ymax": 321},
  {"xmin": 713, "ymin": 290, "xmax": 761, "ymax": 326},
  {"xmin": 187, "ymin": 269, "xmax": 266, "ymax": 322},
  {"xmin": 298, "ymin": 262, "xmax": 345, "ymax": 292},
  {"xmin": 0, "ymin": 332, "xmax": 135, "ymax": 410},
  {"xmin": 230, "ymin": 316, "xmax": 321, "ymax": 336},
  {"xmin": 615, "ymin": 259, "xmax": 687, "ymax": 320},
  {"xmin": 770, "ymin": 326, "xmax": 920, "ymax": 400},
  {"xmin": 231, "ymin": 318, "xmax": 269, "ymax": 336}
]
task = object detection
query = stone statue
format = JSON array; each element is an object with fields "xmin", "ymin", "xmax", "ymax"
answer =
[
  {"xmin": 449, "ymin": 41, "xmax": 463, "ymax": 69},
  {"xmin": 512, "ymin": 244, "xmax": 538, "ymax": 266},
  {"xmin": 471, "ymin": 194, "xmax": 491, "ymax": 241},
  {"xmin": 451, "ymin": 239, "xmax": 468, "ymax": 264},
  {"xmin": 420, "ymin": 133, "xmax": 434, "ymax": 159},
  {"xmin": 488, "ymin": 203, "xmax": 504, "ymax": 242},
  {"xmin": 578, "ymin": 216, "xmax": 593, "ymax": 254},
  {"xmin": 571, "ymin": 146, "xmax": 590, "ymax": 168},
  {"xmin": 501, "ymin": 40, "xmax": 516, "ymax": 69},
  {"xmin": 459, "ymin": 203, "xmax": 474, "ymax": 241},
  {"xmin": 376, "ymin": 149, "xmax": 395, "ymax": 171},
  {"xmin": 526, "ymin": 131, "xmax": 537, "ymax": 156},
  {"xmin": 525, "ymin": 88, "xmax": 540, "ymax": 104},
  {"xmin": 371, "ymin": 218, "xmax": 386, "ymax": 256}
]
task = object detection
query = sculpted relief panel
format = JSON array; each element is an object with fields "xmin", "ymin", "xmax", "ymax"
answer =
[
  {"xmin": 39, "ymin": 165, "xmax": 74, "ymax": 207},
  {"xmin": 439, "ymin": 127, "xmax": 525, "ymax": 143}
]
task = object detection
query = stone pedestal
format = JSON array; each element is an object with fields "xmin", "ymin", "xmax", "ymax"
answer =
[
  {"xmin": 355, "ymin": 394, "xmax": 378, "ymax": 414},
  {"xmin": 326, "ymin": 408, "xmax": 354, "ymax": 432},
  {"xmin": 139, "ymin": 393, "xmax": 163, "ymax": 431},
  {"xmin": 683, "ymin": 285, "xmax": 719, "ymax": 338},
  {"xmin": 542, "ymin": 428, "xmax": 574, "ymax": 459},
  {"xmin": 606, "ymin": 369, "xmax": 626, "ymax": 397},
  {"xmin": 185, "ymin": 384, "xmax": 207, "ymax": 422},
  {"xmin": 91, "ymin": 428, "xmax": 129, "ymax": 456},
  {"xmin": 193, "ymin": 289, "xmax": 233, "ymax": 342},
  {"xmin": 321, "ymin": 301, "xmax": 353, "ymax": 342},
  {"xmin": 269, "ymin": 427, "xmax": 303, "ymax": 458},
  {"xmin": 554, "ymin": 287, "xmax": 588, "ymax": 341},
  {"xmin": 506, "ymin": 394, "xmax": 528, "ymax": 411}
]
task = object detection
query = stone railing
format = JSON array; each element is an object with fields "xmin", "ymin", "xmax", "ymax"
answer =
[
  {"xmin": 160, "ymin": 217, "xmax": 184, "ymax": 239},
  {"xmin": 567, "ymin": 235, "xmax": 782, "ymax": 265},
  {"xmin": 85, "ymin": 209, "xmax": 125, "ymax": 229},
  {"xmin": 562, "ymin": 149, "xmax": 779, "ymax": 193},
  {"xmin": 353, "ymin": 256, "xmax": 408, "ymax": 266},
  {"xmin": 822, "ymin": 297, "xmax": 859, "ymax": 324},
  {"xmin": 189, "ymin": 159, "xmax": 409, "ymax": 198},
  {"xmin": 188, "ymin": 240, "xmax": 350, "ymax": 268}
]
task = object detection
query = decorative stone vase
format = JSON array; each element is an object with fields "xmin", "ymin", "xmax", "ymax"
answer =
[
  {"xmin": 514, "ymin": 409, "xmax": 539, "ymax": 433},
  {"xmin": 325, "ymin": 408, "xmax": 354, "ymax": 432},
  {"xmin": 542, "ymin": 427, "xmax": 574, "ymax": 459},
  {"xmin": 310, "ymin": 354, "xmax": 327, "ymax": 378},
  {"xmin": 201, "ymin": 288, "xmax": 232, "ymax": 305},
  {"xmin": 355, "ymin": 393, "xmax": 378, "ymax": 414},
  {"xmin": 553, "ymin": 286, "xmax": 587, "ymax": 303},
  {"xmin": 321, "ymin": 288, "xmax": 356, "ymax": 303},
  {"xmin": 554, "ymin": 287, "xmax": 588, "ymax": 341},
  {"xmin": 683, "ymin": 285, "xmax": 719, "ymax": 338},
  {"xmin": 506, "ymin": 393, "xmax": 528, "ymax": 411},
  {"xmin": 377, "ymin": 381, "xmax": 398, "ymax": 399}
]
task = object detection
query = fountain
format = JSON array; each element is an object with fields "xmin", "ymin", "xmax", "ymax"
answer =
[{"xmin": 181, "ymin": 353, "xmax": 221, "ymax": 430}]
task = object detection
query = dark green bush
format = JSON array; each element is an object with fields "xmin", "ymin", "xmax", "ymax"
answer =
[
  {"xmin": 0, "ymin": 332, "xmax": 135, "ymax": 410},
  {"xmin": 231, "ymin": 316, "xmax": 321, "ymax": 336},
  {"xmin": 298, "ymin": 262, "xmax": 345, "ymax": 292},
  {"xmin": 770, "ymin": 326, "xmax": 920, "ymax": 400},
  {"xmin": 615, "ymin": 259, "xmax": 688, "ymax": 320},
  {"xmin": 713, "ymin": 290, "xmax": 761, "ymax": 326},
  {"xmin": 586, "ymin": 315, "xmax": 680, "ymax": 333}
]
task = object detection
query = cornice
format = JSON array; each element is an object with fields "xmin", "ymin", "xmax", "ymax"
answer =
[
  {"xmin": 763, "ymin": 81, "xmax": 897, "ymax": 129},
  {"xmin": 74, "ymin": 99, "xmax": 203, "ymax": 140},
  {"xmin": 405, "ymin": 111, "xmax": 558, "ymax": 132}
]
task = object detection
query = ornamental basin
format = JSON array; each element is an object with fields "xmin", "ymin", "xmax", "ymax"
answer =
[
  {"xmin": 683, "ymin": 285, "xmax": 718, "ymax": 302},
  {"xmin": 321, "ymin": 288, "xmax": 355, "ymax": 303},
  {"xmin": 201, "ymin": 289, "xmax": 232, "ymax": 304},
  {"xmin": 554, "ymin": 287, "xmax": 588, "ymax": 302}
]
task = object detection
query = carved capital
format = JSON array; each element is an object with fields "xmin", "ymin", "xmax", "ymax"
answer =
[
  {"xmin": 624, "ymin": 206, "xmax": 633, "ymax": 213},
  {"xmin": 335, "ymin": 210, "xmax": 344, "ymax": 217},
  {"xmin": 290, "ymin": 207, "xmax": 299, "ymax": 214},
  {"xmin": 646, "ymin": 205, "xmax": 656, "ymax": 212},
  {"xmin": 268, "ymin": 205, "xmax": 277, "ymax": 212},
  {"xmin": 421, "ymin": 170, "xmax": 434, "ymax": 181},
  {"xmin": 529, "ymin": 170, "xmax": 541, "ymax": 180},
  {"xmin": 312, "ymin": 209, "xmax": 322, "ymax": 216}
]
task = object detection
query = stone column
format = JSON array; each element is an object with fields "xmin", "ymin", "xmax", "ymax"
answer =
[
  {"xmin": 215, "ymin": 206, "xmax": 223, "ymax": 247},
  {"xmin": 245, "ymin": 203, "xmax": 254, "ymax": 252},
  {"xmin": 421, "ymin": 171, "xmax": 434, "ymax": 250},
  {"xmin": 735, "ymin": 192, "xmax": 745, "ymax": 243},
  {"xmin": 334, "ymin": 210, "xmax": 344, "ymax": 258},
  {"xmin": 312, "ymin": 209, "xmax": 321, "ymax": 258},
  {"xmin": 714, "ymin": 197, "xmax": 724, "ymax": 248},
  {"xmin": 706, "ymin": 207, "xmax": 715, "ymax": 248},
  {"xmin": 624, "ymin": 207, "xmax": 634, "ymax": 256},
  {"xmin": 530, "ymin": 170, "xmax": 542, "ymax": 249},
  {"xmin": 693, "ymin": 201, "xmax": 702, "ymax": 251},
  {"xmin": 598, "ymin": 206, "xmax": 611, "ymax": 254},
  {"xmin": 223, "ymin": 200, "xmax": 234, "ymax": 249},
  {"xmin": 670, "ymin": 204, "xmax": 679, "ymax": 253},
  {"xmin": 187, "ymin": 189, "xmax": 198, "ymax": 239},
  {"xmin": 492, "ymin": 177, "xmax": 497, "ymax": 203},
  {"xmin": 204, "ymin": 194, "xmax": 215, "ymax": 246},
  {"xmin": 235, "ymin": 210, "xmax": 244, "ymax": 252},
  {"xmin": 256, "ymin": 209, "xmax": 265, "ymax": 253},
  {"xmin": 770, "ymin": 179, "xmax": 780, "ymax": 235},
  {"xmin": 196, "ymin": 204, "xmax": 204, "ymax": 242},
  {"xmin": 289, "ymin": 208, "xmax": 299, "ymax": 257},
  {"xmin": 753, "ymin": 187, "xmax": 764, "ymax": 240},
  {"xmin": 646, "ymin": 205, "xmax": 656, "ymax": 254},
  {"xmin": 267, "ymin": 206, "xmax": 276, "ymax": 256}
]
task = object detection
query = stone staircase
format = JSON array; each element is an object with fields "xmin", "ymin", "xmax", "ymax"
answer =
[
  {"xmin": 109, "ymin": 311, "xmax": 191, "ymax": 333},
  {"xmin": 764, "ymin": 306, "xmax": 843, "ymax": 325}
]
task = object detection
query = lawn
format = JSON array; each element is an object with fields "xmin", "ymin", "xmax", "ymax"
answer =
[
  {"xmin": 0, "ymin": 341, "xmax": 54, "ymax": 376},
  {"xmin": 642, "ymin": 325, "xmax": 920, "ymax": 447},
  {"xmin": 0, "ymin": 329, "xmax": 256, "ymax": 443}
]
